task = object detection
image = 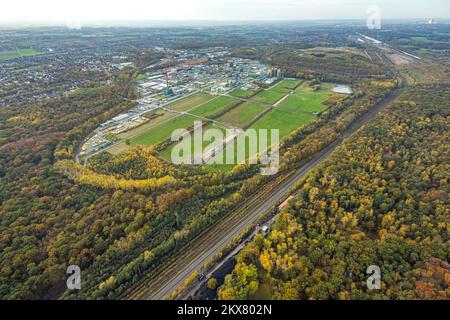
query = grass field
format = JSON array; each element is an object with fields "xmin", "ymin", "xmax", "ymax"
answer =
[
  {"xmin": 268, "ymin": 79, "xmax": 301, "ymax": 94},
  {"xmin": 0, "ymin": 49, "xmax": 43, "ymax": 61},
  {"xmin": 202, "ymin": 80, "xmax": 333, "ymax": 171},
  {"xmin": 135, "ymin": 74, "xmax": 147, "ymax": 81},
  {"xmin": 107, "ymin": 110, "xmax": 179, "ymax": 155},
  {"xmin": 216, "ymin": 101, "xmax": 267, "ymax": 128},
  {"xmin": 165, "ymin": 92, "xmax": 214, "ymax": 112},
  {"xmin": 131, "ymin": 114, "xmax": 199, "ymax": 146},
  {"xmin": 203, "ymin": 127, "xmax": 278, "ymax": 171},
  {"xmin": 249, "ymin": 108, "xmax": 315, "ymax": 139},
  {"xmin": 252, "ymin": 89, "xmax": 287, "ymax": 104},
  {"xmin": 159, "ymin": 123, "xmax": 227, "ymax": 161},
  {"xmin": 229, "ymin": 88, "xmax": 256, "ymax": 98},
  {"xmin": 128, "ymin": 94, "xmax": 237, "ymax": 148},
  {"xmin": 109, "ymin": 80, "xmax": 333, "ymax": 173},
  {"xmin": 190, "ymin": 95, "xmax": 240, "ymax": 118},
  {"xmin": 278, "ymin": 82, "xmax": 331, "ymax": 111},
  {"xmin": 250, "ymin": 81, "xmax": 332, "ymax": 138},
  {"xmin": 280, "ymin": 91, "xmax": 329, "ymax": 113},
  {"xmin": 108, "ymin": 93, "xmax": 226, "ymax": 154},
  {"xmin": 121, "ymin": 93, "xmax": 214, "ymax": 139},
  {"xmin": 279, "ymin": 79, "xmax": 303, "ymax": 89}
]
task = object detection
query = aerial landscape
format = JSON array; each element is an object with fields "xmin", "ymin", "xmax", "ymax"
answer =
[{"xmin": 0, "ymin": 0, "xmax": 448, "ymax": 311}]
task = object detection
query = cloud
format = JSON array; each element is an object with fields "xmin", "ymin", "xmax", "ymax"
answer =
[{"xmin": 0, "ymin": 0, "xmax": 448, "ymax": 23}]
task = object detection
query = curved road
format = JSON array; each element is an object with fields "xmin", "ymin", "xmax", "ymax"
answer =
[{"xmin": 126, "ymin": 86, "xmax": 404, "ymax": 300}]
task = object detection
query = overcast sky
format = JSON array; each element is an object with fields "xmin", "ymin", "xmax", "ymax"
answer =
[{"xmin": 1, "ymin": 0, "xmax": 449, "ymax": 24}]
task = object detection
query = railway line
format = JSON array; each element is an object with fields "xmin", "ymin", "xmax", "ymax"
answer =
[
  {"xmin": 123, "ymin": 86, "xmax": 405, "ymax": 300},
  {"xmin": 125, "ymin": 172, "xmax": 294, "ymax": 299}
]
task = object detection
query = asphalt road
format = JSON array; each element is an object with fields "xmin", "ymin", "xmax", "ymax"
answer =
[{"xmin": 127, "ymin": 86, "xmax": 404, "ymax": 300}]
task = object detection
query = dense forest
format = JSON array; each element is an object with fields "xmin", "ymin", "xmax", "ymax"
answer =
[
  {"xmin": 1, "ymin": 21, "xmax": 449, "ymax": 301},
  {"xmin": 218, "ymin": 84, "xmax": 449, "ymax": 300},
  {"xmin": 260, "ymin": 46, "xmax": 394, "ymax": 84},
  {"xmin": 0, "ymin": 71, "xmax": 137, "ymax": 298},
  {"xmin": 0, "ymin": 25, "xmax": 430, "ymax": 299},
  {"xmin": 0, "ymin": 60, "xmax": 397, "ymax": 298}
]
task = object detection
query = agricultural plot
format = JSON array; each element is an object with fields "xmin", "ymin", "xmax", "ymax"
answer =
[
  {"xmin": 190, "ymin": 95, "xmax": 240, "ymax": 118},
  {"xmin": 279, "ymin": 79, "xmax": 302, "ymax": 89},
  {"xmin": 159, "ymin": 123, "xmax": 228, "ymax": 161},
  {"xmin": 113, "ymin": 80, "xmax": 332, "ymax": 172},
  {"xmin": 216, "ymin": 101, "xmax": 267, "ymax": 128},
  {"xmin": 203, "ymin": 81, "xmax": 333, "ymax": 171},
  {"xmin": 108, "ymin": 94, "xmax": 235, "ymax": 155},
  {"xmin": 249, "ymin": 108, "xmax": 315, "ymax": 139},
  {"xmin": 165, "ymin": 92, "xmax": 214, "ymax": 112},
  {"xmin": 252, "ymin": 89, "xmax": 287, "ymax": 104},
  {"xmin": 135, "ymin": 74, "xmax": 147, "ymax": 81},
  {"xmin": 269, "ymin": 79, "xmax": 302, "ymax": 93},
  {"xmin": 131, "ymin": 114, "xmax": 199, "ymax": 146},
  {"xmin": 253, "ymin": 81, "xmax": 332, "ymax": 137},
  {"xmin": 0, "ymin": 49, "xmax": 43, "ymax": 61},
  {"xmin": 280, "ymin": 91, "xmax": 329, "ymax": 113},
  {"xmin": 229, "ymin": 88, "xmax": 256, "ymax": 98}
]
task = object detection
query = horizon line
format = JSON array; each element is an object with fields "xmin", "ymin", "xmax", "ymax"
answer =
[{"xmin": 1, "ymin": 17, "xmax": 449, "ymax": 28}]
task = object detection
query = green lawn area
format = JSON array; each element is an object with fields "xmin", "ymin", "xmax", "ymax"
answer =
[
  {"xmin": 280, "ymin": 91, "xmax": 329, "ymax": 113},
  {"xmin": 131, "ymin": 114, "xmax": 199, "ymax": 146},
  {"xmin": 203, "ymin": 81, "xmax": 333, "ymax": 171},
  {"xmin": 252, "ymin": 89, "xmax": 287, "ymax": 104},
  {"xmin": 277, "ymin": 81, "xmax": 331, "ymax": 114},
  {"xmin": 135, "ymin": 74, "xmax": 147, "ymax": 81},
  {"xmin": 229, "ymin": 88, "xmax": 256, "ymax": 98},
  {"xmin": 0, "ymin": 49, "xmax": 43, "ymax": 61},
  {"xmin": 149, "ymin": 80, "xmax": 332, "ymax": 173},
  {"xmin": 410, "ymin": 36, "xmax": 431, "ymax": 43},
  {"xmin": 279, "ymin": 79, "xmax": 302, "ymax": 89},
  {"xmin": 270, "ymin": 79, "xmax": 302, "ymax": 93},
  {"xmin": 249, "ymin": 108, "xmax": 315, "ymax": 139},
  {"xmin": 159, "ymin": 123, "xmax": 227, "ymax": 161},
  {"xmin": 165, "ymin": 92, "xmax": 214, "ymax": 112},
  {"xmin": 216, "ymin": 101, "xmax": 267, "ymax": 128},
  {"xmin": 190, "ymin": 95, "xmax": 240, "ymax": 118},
  {"xmin": 203, "ymin": 125, "xmax": 281, "ymax": 171}
]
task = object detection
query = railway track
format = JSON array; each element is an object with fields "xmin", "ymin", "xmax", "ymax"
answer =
[
  {"xmin": 125, "ymin": 172, "xmax": 295, "ymax": 299},
  {"xmin": 123, "ymin": 86, "xmax": 405, "ymax": 300}
]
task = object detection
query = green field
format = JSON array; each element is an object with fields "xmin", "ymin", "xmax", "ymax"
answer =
[
  {"xmin": 129, "ymin": 94, "xmax": 237, "ymax": 149},
  {"xmin": 117, "ymin": 93, "xmax": 229, "ymax": 151},
  {"xmin": 203, "ymin": 127, "xmax": 278, "ymax": 171},
  {"xmin": 252, "ymin": 89, "xmax": 287, "ymax": 104},
  {"xmin": 250, "ymin": 81, "xmax": 332, "ymax": 138},
  {"xmin": 249, "ymin": 109, "xmax": 315, "ymax": 139},
  {"xmin": 268, "ymin": 79, "xmax": 302, "ymax": 94},
  {"xmin": 124, "ymin": 80, "xmax": 332, "ymax": 172},
  {"xmin": 165, "ymin": 92, "xmax": 214, "ymax": 112},
  {"xmin": 190, "ymin": 95, "xmax": 240, "ymax": 118},
  {"xmin": 150, "ymin": 96, "xmax": 240, "ymax": 158},
  {"xmin": 135, "ymin": 74, "xmax": 147, "ymax": 81},
  {"xmin": 280, "ymin": 91, "xmax": 329, "ymax": 113},
  {"xmin": 216, "ymin": 101, "xmax": 267, "ymax": 128},
  {"xmin": 202, "ymin": 81, "xmax": 333, "ymax": 170},
  {"xmin": 131, "ymin": 114, "xmax": 199, "ymax": 146},
  {"xmin": 0, "ymin": 49, "xmax": 43, "ymax": 61},
  {"xmin": 410, "ymin": 36, "xmax": 432, "ymax": 43},
  {"xmin": 229, "ymin": 88, "xmax": 256, "ymax": 98},
  {"xmin": 279, "ymin": 79, "xmax": 303, "ymax": 89},
  {"xmin": 159, "ymin": 123, "xmax": 227, "ymax": 161}
]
